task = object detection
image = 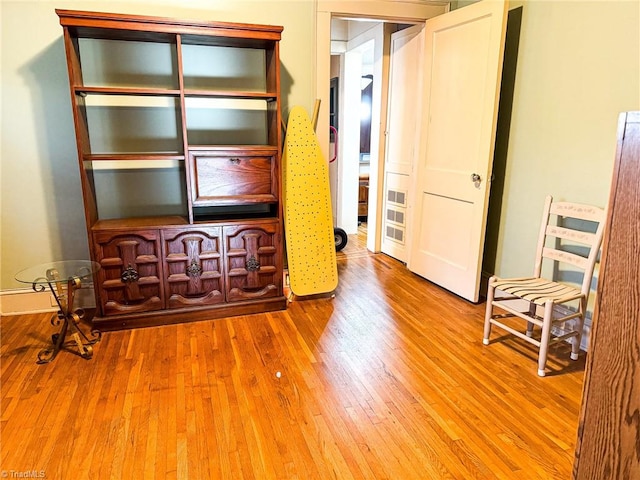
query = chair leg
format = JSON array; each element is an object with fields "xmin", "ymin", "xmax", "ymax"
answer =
[
  {"xmin": 526, "ymin": 303, "xmax": 536, "ymax": 337},
  {"xmin": 571, "ymin": 297, "xmax": 587, "ymax": 361},
  {"xmin": 537, "ymin": 301, "xmax": 554, "ymax": 377},
  {"xmin": 483, "ymin": 277, "xmax": 496, "ymax": 345}
]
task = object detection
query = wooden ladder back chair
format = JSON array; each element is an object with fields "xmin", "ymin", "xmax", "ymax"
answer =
[{"xmin": 483, "ymin": 195, "xmax": 606, "ymax": 377}]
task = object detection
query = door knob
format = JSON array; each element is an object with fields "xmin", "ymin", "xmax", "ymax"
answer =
[{"xmin": 470, "ymin": 173, "xmax": 482, "ymax": 187}]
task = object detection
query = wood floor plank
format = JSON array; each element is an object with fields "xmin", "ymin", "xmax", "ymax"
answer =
[{"xmin": 1, "ymin": 235, "xmax": 586, "ymax": 479}]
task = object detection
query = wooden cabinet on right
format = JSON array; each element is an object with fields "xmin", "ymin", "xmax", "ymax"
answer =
[{"xmin": 573, "ymin": 111, "xmax": 640, "ymax": 479}]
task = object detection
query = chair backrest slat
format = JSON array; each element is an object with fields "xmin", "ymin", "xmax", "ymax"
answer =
[
  {"xmin": 545, "ymin": 225, "xmax": 597, "ymax": 246},
  {"xmin": 542, "ymin": 247, "xmax": 590, "ymax": 270},
  {"xmin": 550, "ymin": 201, "xmax": 605, "ymax": 222}
]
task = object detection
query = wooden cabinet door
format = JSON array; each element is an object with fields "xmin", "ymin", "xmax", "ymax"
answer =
[
  {"xmin": 189, "ymin": 149, "xmax": 278, "ymax": 206},
  {"xmin": 93, "ymin": 229, "xmax": 164, "ymax": 315},
  {"xmin": 223, "ymin": 223, "xmax": 282, "ymax": 302},
  {"xmin": 573, "ymin": 112, "xmax": 640, "ymax": 479},
  {"xmin": 162, "ymin": 226, "xmax": 224, "ymax": 308}
]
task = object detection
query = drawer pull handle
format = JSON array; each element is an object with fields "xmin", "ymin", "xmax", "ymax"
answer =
[
  {"xmin": 229, "ymin": 158, "xmax": 241, "ymax": 165},
  {"xmin": 121, "ymin": 264, "xmax": 139, "ymax": 283},
  {"xmin": 246, "ymin": 255, "xmax": 261, "ymax": 272},
  {"xmin": 186, "ymin": 259, "xmax": 202, "ymax": 277}
]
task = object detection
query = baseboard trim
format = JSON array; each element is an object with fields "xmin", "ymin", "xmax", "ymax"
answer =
[
  {"xmin": 0, "ymin": 287, "xmax": 95, "ymax": 316},
  {"xmin": 0, "ymin": 288, "xmax": 56, "ymax": 315}
]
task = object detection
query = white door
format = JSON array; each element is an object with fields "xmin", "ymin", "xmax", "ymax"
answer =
[
  {"xmin": 381, "ymin": 24, "xmax": 424, "ymax": 262},
  {"xmin": 407, "ymin": 0, "xmax": 508, "ymax": 302}
]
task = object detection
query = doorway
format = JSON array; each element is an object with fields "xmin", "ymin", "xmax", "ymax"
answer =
[
  {"xmin": 329, "ymin": 20, "xmax": 377, "ymax": 251},
  {"xmin": 329, "ymin": 18, "xmax": 416, "ymax": 259},
  {"xmin": 318, "ymin": 1, "xmax": 508, "ymax": 303},
  {"xmin": 316, "ymin": 2, "xmax": 448, "ymax": 257}
]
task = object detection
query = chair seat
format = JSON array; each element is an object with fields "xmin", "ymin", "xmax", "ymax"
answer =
[{"xmin": 490, "ymin": 277, "xmax": 582, "ymax": 306}]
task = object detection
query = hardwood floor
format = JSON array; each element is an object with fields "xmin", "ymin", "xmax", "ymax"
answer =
[{"xmin": 1, "ymin": 240, "xmax": 585, "ymax": 479}]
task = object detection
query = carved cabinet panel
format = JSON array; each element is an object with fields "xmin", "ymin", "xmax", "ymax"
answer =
[
  {"xmin": 162, "ymin": 227, "xmax": 224, "ymax": 308},
  {"xmin": 223, "ymin": 223, "xmax": 281, "ymax": 302},
  {"xmin": 93, "ymin": 230, "xmax": 164, "ymax": 316}
]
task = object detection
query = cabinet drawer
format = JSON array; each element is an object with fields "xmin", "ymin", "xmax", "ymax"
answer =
[
  {"xmin": 93, "ymin": 229, "xmax": 164, "ymax": 316},
  {"xmin": 162, "ymin": 226, "xmax": 225, "ymax": 308},
  {"xmin": 223, "ymin": 222, "xmax": 282, "ymax": 302},
  {"xmin": 190, "ymin": 151, "xmax": 277, "ymax": 206}
]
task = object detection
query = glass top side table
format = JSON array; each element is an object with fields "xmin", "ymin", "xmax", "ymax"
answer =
[{"xmin": 15, "ymin": 260, "xmax": 102, "ymax": 364}]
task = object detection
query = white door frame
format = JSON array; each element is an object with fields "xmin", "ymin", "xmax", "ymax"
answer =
[{"xmin": 316, "ymin": 1, "xmax": 448, "ymax": 252}]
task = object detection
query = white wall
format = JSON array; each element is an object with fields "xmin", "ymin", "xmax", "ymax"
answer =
[
  {"xmin": 494, "ymin": 0, "xmax": 640, "ymax": 278},
  {"xmin": 0, "ymin": 0, "xmax": 315, "ymax": 296}
]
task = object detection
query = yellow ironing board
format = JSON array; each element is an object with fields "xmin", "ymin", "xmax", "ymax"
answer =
[{"xmin": 282, "ymin": 106, "xmax": 338, "ymax": 297}]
